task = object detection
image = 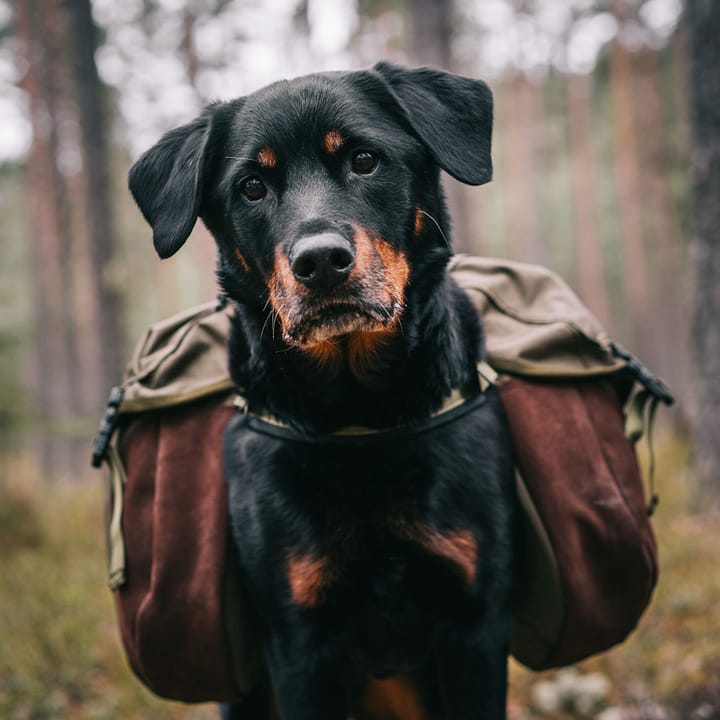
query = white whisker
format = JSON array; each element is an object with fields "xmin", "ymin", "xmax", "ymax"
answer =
[{"xmin": 420, "ymin": 209, "xmax": 450, "ymax": 249}]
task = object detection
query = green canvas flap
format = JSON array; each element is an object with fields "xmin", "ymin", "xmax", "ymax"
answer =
[
  {"xmin": 120, "ymin": 299, "xmax": 235, "ymax": 412},
  {"xmin": 448, "ymin": 255, "xmax": 625, "ymax": 377}
]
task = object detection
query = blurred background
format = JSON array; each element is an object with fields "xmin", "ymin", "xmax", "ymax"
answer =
[{"xmin": 1, "ymin": 0, "xmax": 718, "ymax": 718}]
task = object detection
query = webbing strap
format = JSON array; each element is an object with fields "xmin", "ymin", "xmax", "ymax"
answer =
[
  {"xmin": 477, "ymin": 361, "xmax": 498, "ymax": 390},
  {"xmin": 106, "ymin": 444, "xmax": 127, "ymax": 590},
  {"xmin": 624, "ymin": 388, "xmax": 661, "ymax": 516}
]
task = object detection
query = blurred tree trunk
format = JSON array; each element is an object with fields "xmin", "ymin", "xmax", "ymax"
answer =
[
  {"xmin": 634, "ymin": 48, "xmax": 686, "ymax": 396},
  {"xmin": 407, "ymin": 0, "xmax": 451, "ymax": 66},
  {"xmin": 65, "ymin": 0, "xmax": 124, "ymax": 408},
  {"xmin": 687, "ymin": 0, "xmax": 720, "ymax": 511},
  {"xmin": 503, "ymin": 73, "xmax": 544, "ymax": 264},
  {"xmin": 181, "ymin": 2, "xmax": 221, "ymax": 298},
  {"xmin": 405, "ymin": 0, "xmax": 471, "ymax": 253},
  {"xmin": 567, "ymin": 72, "xmax": 609, "ymax": 326},
  {"xmin": 14, "ymin": 0, "xmax": 123, "ymax": 479},
  {"xmin": 14, "ymin": 0, "xmax": 78, "ymax": 476},
  {"xmin": 609, "ymin": 36, "xmax": 648, "ymax": 351}
]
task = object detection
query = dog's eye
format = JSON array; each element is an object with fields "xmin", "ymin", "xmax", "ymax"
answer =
[
  {"xmin": 351, "ymin": 151, "xmax": 378, "ymax": 175},
  {"xmin": 241, "ymin": 177, "xmax": 267, "ymax": 201}
]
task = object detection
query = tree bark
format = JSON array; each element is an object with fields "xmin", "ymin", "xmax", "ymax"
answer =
[
  {"xmin": 14, "ymin": 0, "xmax": 77, "ymax": 476},
  {"xmin": 65, "ymin": 0, "xmax": 125, "ymax": 409},
  {"xmin": 567, "ymin": 72, "xmax": 610, "ymax": 326},
  {"xmin": 502, "ymin": 73, "xmax": 545, "ymax": 264},
  {"xmin": 687, "ymin": 0, "xmax": 720, "ymax": 511},
  {"xmin": 609, "ymin": 37, "xmax": 648, "ymax": 350},
  {"xmin": 633, "ymin": 47, "xmax": 687, "ymax": 398}
]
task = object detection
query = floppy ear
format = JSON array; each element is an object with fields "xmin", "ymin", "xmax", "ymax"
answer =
[
  {"xmin": 370, "ymin": 61, "xmax": 493, "ymax": 186},
  {"xmin": 128, "ymin": 112, "xmax": 211, "ymax": 258}
]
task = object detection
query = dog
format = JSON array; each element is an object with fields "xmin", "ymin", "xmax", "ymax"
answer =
[{"xmin": 129, "ymin": 62, "xmax": 516, "ymax": 720}]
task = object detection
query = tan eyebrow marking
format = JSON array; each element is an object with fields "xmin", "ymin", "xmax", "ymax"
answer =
[
  {"xmin": 257, "ymin": 146, "xmax": 277, "ymax": 168},
  {"xmin": 323, "ymin": 130, "xmax": 345, "ymax": 154},
  {"xmin": 414, "ymin": 207, "xmax": 424, "ymax": 237}
]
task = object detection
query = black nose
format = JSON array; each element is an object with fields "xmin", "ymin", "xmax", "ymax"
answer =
[{"xmin": 290, "ymin": 234, "xmax": 355, "ymax": 290}]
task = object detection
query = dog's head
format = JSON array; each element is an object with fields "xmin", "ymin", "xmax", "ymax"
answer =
[{"xmin": 129, "ymin": 62, "xmax": 492, "ymax": 351}]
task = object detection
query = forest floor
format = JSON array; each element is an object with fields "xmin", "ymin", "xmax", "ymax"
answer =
[{"xmin": 0, "ymin": 435, "xmax": 718, "ymax": 719}]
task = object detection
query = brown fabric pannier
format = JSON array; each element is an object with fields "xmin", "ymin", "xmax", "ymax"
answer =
[
  {"xmin": 95, "ymin": 256, "xmax": 671, "ymax": 703},
  {"xmin": 499, "ymin": 377, "xmax": 658, "ymax": 669},
  {"xmin": 113, "ymin": 399, "xmax": 255, "ymax": 703}
]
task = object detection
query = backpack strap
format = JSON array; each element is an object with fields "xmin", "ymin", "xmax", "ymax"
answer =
[
  {"xmin": 624, "ymin": 387, "xmax": 662, "ymax": 516},
  {"xmin": 477, "ymin": 360, "xmax": 498, "ymax": 390},
  {"xmin": 105, "ymin": 443, "xmax": 127, "ymax": 590}
]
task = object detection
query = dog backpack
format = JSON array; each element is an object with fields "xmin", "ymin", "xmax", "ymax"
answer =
[{"xmin": 92, "ymin": 255, "xmax": 672, "ymax": 703}]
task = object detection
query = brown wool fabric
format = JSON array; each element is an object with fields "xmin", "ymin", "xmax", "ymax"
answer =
[
  {"xmin": 116, "ymin": 400, "xmax": 245, "ymax": 702},
  {"xmin": 498, "ymin": 376, "xmax": 657, "ymax": 668}
]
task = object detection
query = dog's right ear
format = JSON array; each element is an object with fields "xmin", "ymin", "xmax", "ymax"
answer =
[{"xmin": 129, "ymin": 111, "xmax": 212, "ymax": 259}]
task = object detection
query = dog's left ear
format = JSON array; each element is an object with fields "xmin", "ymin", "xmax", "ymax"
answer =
[{"xmin": 369, "ymin": 61, "xmax": 493, "ymax": 186}]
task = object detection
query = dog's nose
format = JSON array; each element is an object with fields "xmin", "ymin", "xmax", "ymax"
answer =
[{"xmin": 290, "ymin": 234, "xmax": 355, "ymax": 290}]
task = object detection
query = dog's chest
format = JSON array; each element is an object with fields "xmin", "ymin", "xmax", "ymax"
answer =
[{"xmin": 227, "ymin": 420, "xmax": 486, "ymax": 607}]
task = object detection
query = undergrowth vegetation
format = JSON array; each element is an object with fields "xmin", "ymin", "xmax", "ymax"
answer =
[{"xmin": 0, "ymin": 436, "xmax": 717, "ymax": 719}]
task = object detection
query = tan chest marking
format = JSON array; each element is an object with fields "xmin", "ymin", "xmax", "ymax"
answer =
[
  {"xmin": 388, "ymin": 518, "xmax": 478, "ymax": 588},
  {"xmin": 286, "ymin": 550, "xmax": 336, "ymax": 608}
]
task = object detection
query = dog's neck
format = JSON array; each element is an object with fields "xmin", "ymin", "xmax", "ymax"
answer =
[{"xmin": 228, "ymin": 266, "xmax": 483, "ymax": 434}]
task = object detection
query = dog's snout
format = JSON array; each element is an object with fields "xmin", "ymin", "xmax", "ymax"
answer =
[{"xmin": 290, "ymin": 234, "xmax": 355, "ymax": 290}]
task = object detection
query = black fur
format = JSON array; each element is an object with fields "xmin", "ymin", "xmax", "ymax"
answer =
[{"xmin": 129, "ymin": 62, "xmax": 515, "ymax": 720}]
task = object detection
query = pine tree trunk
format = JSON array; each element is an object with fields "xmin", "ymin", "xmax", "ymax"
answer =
[
  {"xmin": 633, "ymin": 48, "xmax": 687, "ymax": 399},
  {"xmin": 65, "ymin": 0, "xmax": 125, "ymax": 409},
  {"xmin": 567, "ymin": 72, "xmax": 610, "ymax": 326},
  {"xmin": 14, "ymin": 0, "xmax": 78, "ymax": 476},
  {"xmin": 609, "ymin": 38, "xmax": 648, "ymax": 349},
  {"xmin": 687, "ymin": 0, "xmax": 720, "ymax": 511},
  {"xmin": 499, "ymin": 74, "xmax": 544, "ymax": 263}
]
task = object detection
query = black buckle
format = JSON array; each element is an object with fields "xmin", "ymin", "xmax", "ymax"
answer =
[
  {"xmin": 91, "ymin": 386, "xmax": 125, "ymax": 468},
  {"xmin": 611, "ymin": 343, "xmax": 674, "ymax": 406}
]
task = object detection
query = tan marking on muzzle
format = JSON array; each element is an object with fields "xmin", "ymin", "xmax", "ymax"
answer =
[
  {"xmin": 268, "ymin": 246, "xmax": 304, "ymax": 337},
  {"xmin": 374, "ymin": 236, "xmax": 410, "ymax": 308}
]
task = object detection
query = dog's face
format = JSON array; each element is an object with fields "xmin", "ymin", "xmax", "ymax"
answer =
[{"xmin": 129, "ymin": 62, "xmax": 493, "ymax": 353}]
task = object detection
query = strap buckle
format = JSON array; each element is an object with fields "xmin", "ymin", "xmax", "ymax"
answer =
[{"xmin": 91, "ymin": 386, "xmax": 125, "ymax": 468}]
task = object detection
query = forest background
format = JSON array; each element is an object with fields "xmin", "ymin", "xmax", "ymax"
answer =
[{"xmin": 1, "ymin": 0, "xmax": 719, "ymax": 718}]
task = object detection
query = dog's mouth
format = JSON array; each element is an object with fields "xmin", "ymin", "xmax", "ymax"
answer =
[{"xmin": 284, "ymin": 301, "xmax": 398, "ymax": 346}]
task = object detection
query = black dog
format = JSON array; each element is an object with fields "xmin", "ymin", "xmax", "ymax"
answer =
[{"xmin": 129, "ymin": 62, "xmax": 516, "ymax": 720}]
